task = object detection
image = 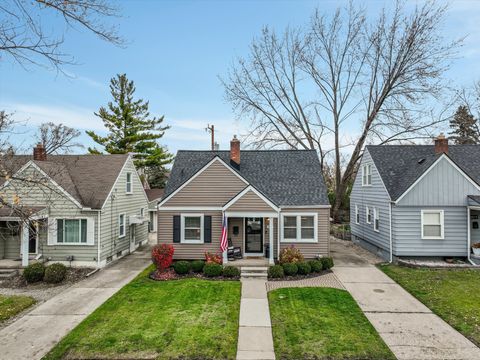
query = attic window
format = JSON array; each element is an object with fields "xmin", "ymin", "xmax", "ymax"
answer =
[
  {"xmin": 126, "ymin": 172, "xmax": 132, "ymax": 194},
  {"xmin": 362, "ymin": 164, "xmax": 372, "ymax": 186}
]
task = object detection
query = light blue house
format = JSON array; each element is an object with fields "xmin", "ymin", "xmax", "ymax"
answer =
[{"xmin": 350, "ymin": 135, "xmax": 480, "ymax": 264}]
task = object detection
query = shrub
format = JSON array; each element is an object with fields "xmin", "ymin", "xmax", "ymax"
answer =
[
  {"xmin": 204, "ymin": 251, "xmax": 222, "ymax": 264},
  {"xmin": 297, "ymin": 262, "xmax": 311, "ymax": 275},
  {"xmin": 279, "ymin": 246, "xmax": 304, "ymax": 264},
  {"xmin": 203, "ymin": 263, "xmax": 223, "ymax": 277},
  {"xmin": 222, "ymin": 266, "xmax": 240, "ymax": 278},
  {"xmin": 308, "ymin": 260, "xmax": 323, "ymax": 273},
  {"xmin": 44, "ymin": 263, "xmax": 67, "ymax": 284},
  {"xmin": 190, "ymin": 260, "xmax": 205, "ymax": 273},
  {"xmin": 151, "ymin": 244, "xmax": 175, "ymax": 272},
  {"xmin": 268, "ymin": 265, "xmax": 284, "ymax": 278},
  {"xmin": 173, "ymin": 261, "xmax": 190, "ymax": 275},
  {"xmin": 282, "ymin": 263, "xmax": 298, "ymax": 276},
  {"xmin": 23, "ymin": 263, "xmax": 45, "ymax": 283},
  {"xmin": 320, "ymin": 257, "xmax": 334, "ymax": 270}
]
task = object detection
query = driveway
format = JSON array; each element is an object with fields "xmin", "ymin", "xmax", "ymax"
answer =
[
  {"xmin": 331, "ymin": 238, "xmax": 480, "ymax": 360},
  {"xmin": 0, "ymin": 246, "xmax": 151, "ymax": 360}
]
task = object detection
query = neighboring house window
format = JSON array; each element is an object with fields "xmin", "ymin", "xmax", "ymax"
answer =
[
  {"xmin": 119, "ymin": 214, "xmax": 126, "ymax": 238},
  {"xmin": 126, "ymin": 172, "xmax": 132, "ymax": 193},
  {"xmin": 374, "ymin": 208, "xmax": 379, "ymax": 232},
  {"xmin": 366, "ymin": 206, "xmax": 372, "ymax": 224},
  {"xmin": 181, "ymin": 214, "xmax": 204, "ymax": 243},
  {"xmin": 57, "ymin": 219, "xmax": 87, "ymax": 244},
  {"xmin": 355, "ymin": 205, "xmax": 359, "ymax": 224},
  {"xmin": 140, "ymin": 208, "xmax": 144, "ymax": 217},
  {"xmin": 281, "ymin": 214, "xmax": 317, "ymax": 242},
  {"xmin": 421, "ymin": 210, "xmax": 444, "ymax": 239},
  {"xmin": 362, "ymin": 164, "xmax": 372, "ymax": 186}
]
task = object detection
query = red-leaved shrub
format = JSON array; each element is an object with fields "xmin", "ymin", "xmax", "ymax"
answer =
[
  {"xmin": 204, "ymin": 251, "xmax": 222, "ymax": 264},
  {"xmin": 152, "ymin": 244, "xmax": 175, "ymax": 272}
]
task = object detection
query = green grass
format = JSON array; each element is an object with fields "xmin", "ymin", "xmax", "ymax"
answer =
[
  {"xmin": 268, "ymin": 287, "xmax": 394, "ymax": 360},
  {"xmin": 380, "ymin": 264, "xmax": 480, "ymax": 346},
  {"xmin": 0, "ymin": 294, "xmax": 36, "ymax": 322},
  {"xmin": 44, "ymin": 266, "xmax": 241, "ymax": 360}
]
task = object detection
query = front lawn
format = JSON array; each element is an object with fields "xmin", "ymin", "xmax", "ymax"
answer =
[
  {"xmin": 44, "ymin": 266, "xmax": 241, "ymax": 360},
  {"xmin": 0, "ymin": 294, "xmax": 36, "ymax": 322},
  {"xmin": 268, "ymin": 287, "xmax": 394, "ymax": 360},
  {"xmin": 380, "ymin": 265, "xmax": 480, "ymax": 346}
]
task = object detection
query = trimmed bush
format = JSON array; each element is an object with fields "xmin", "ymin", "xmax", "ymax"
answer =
[
  {"xmin": 268, "ymin": 265, "xmax": 284, "ymax": 278},
  {"xmin": 282, "ymin": 263, "xmax": 298, "ymax": 276},
  {"xmin": 203, "ymin": 263, "xmax": 223, "ymax": 277},
  {"xmin": 320, "ymin": 257, "xmax": 334, "ymax": 270},
  {"xmin": 173, "ymin": 261, "xmax": 190, "ymax": 275},
  {"xmin": 297, "ymin": 262, "xmax": 311, "ymax": 275},
  {"xmin": 279, "ymin": 246, "xmax": 304, "ymax": 264},
  {"xmin": 190, "ymin": 260, "xmax": 205, "ymax": 273},
  {"xmin": 308, "ymin": 260, "xmax": 323, "ymax": 273},
  {"xmin": 23, "ymin": 263, "xmax": 45, "ymax": 283},
  {"xmin": 222, "ymin": 266, "xmax": 240, "ymax": 278},
  {"xmin": 44, "ymin": 263, "xmax": 67, "ymax": 284},
  {"xmin": 151, "ymin": 244, "xmax": 174, "ymax": 272}
]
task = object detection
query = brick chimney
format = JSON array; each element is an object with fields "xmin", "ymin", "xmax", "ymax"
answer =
[
  {"xmin": 33, "ymin": 143, "xmax": 47, "ymax": 161},
  {"xmin": 434, "ymin": 133, "xmax": 448, "ymax": 155},
  {"xmin": 230, "ymin": 135, "xmax": 240, "ymax": 166}
]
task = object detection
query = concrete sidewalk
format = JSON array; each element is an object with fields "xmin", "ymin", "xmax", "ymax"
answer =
[
  {"xmin": 332, "ymin": 239, "xmax": 480, "ymax": 360},
  {"xmin": 236, "ymin": 279, "xmax": 275, "ymax": 360},
  {"xmin": 0, "ymin": 247, "xmax": 151, "ymax": 360}
]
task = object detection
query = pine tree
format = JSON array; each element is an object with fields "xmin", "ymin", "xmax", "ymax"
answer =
[
  {"xmin": 87, "ymin": 74, "xmax": 173, "ymax": 174},
  {"xmin": 449, "ymin": 105, "xmax": 479, "ymax": 144}
]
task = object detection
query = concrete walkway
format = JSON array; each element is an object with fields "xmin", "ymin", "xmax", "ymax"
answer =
[
  {"xmin": 0, "ymin": 246, "xmax": 151, "ymax": 360},
  {"xmin": 332, "ymin": 239, "xmax": 480, "ymax": 360},
  {"xmin": 236, "ymin": 279, "xmax": 275, "ymax": 360}
]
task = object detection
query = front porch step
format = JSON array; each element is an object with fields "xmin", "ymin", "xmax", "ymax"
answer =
[
  {"xmin": 0, "ymin": 269, "xmax": 18, "ymax": 279},
  {"xmin": 241, "ymin": 266, "xmax": 268, "ymax": 279}
]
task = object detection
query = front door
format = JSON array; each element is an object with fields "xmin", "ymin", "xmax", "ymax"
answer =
[
  {"xmin": 245, "ymin": 218, "xmax": 263, "ymax": 254},
  {"xmin": 130, "ymin": 225, "xmax": 136, "ymax": 252}
]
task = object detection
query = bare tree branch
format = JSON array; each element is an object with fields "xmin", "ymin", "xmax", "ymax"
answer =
[{"xmin": 35, "ymin": 122, "xmax": 83, "ymax": 154}]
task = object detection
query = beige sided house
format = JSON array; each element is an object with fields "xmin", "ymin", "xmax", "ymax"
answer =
[
  {"xmin": 0, "ymin": 144, "xmax": 149, "ymax": 268},
  {"xmin": 158, "ymin": 137, "xmax": 330, "ymax": 264}
]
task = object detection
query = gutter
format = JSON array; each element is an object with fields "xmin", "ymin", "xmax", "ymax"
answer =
[{"xmin": 389, "ymin": 202, "xmax": 393, "ymax": 263}]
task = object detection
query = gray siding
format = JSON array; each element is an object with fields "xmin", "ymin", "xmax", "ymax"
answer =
[
  {"xmin": 0, "ymin": 222, "xmax": 20, "ymax": 259},
  {"xmin": 397, "ymin": 157, "xmax": 480, "ymax": 206},
  {"xmin": 350, "ymin": 149, "xmax": 391, "ymax": 252},
  {"xmin": 392, "ymin": 206, "xmax": 468, "ymax": 256},
  {"xmin": 100, "ymin": 158, "xmax": 149, "ymax": 262}
]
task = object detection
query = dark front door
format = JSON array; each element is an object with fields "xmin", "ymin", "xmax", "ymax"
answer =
[
  {"xmin": 245, "ymin": 218, "xmax": 263, "ymax": 253},
  {"xmin": 28, "ymin": 222, "xmax": 37, "ymax": 254}
]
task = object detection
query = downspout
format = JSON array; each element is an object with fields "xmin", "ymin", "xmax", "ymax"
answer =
[
  {"xmin": 467, "ymin": 207, "xmax": 477, "ymax": 266},
  {"xmin": 97, "ymin": 211, "xmax": 101, "ymax": 268},
  {"xmin": 389, "ymin": 202, "xmax": 393, "ymax": 263},
  {"xmin": 277, "ymin": 210, "xmax": 281, "ymax": 260}
]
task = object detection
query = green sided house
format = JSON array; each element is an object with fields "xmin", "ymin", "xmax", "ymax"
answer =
[
  {"xmin": 157, "ymin": 137, "xmax": 331, "ymax": 264},
  {"xmin": 0, "ymin": 144, "xmax": 149, "ymax": 268}
]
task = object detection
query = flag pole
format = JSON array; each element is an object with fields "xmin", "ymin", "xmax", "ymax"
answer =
[{"xmin": 221, "ymin": 211, "xmax": 228, "ymax": 264}]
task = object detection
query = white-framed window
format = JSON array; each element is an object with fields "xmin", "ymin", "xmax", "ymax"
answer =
[
  {"xmin": 366, "ymin": 206, "xmax": 372, "ymax": 224},
  {"xmin": 140, "ymin": 208, "xmax": 145, "ymax": 217},
  {"xmin": 421, "ymin": 210, "xmax": 444, "ymax": 239},
  {"xmin": 355, "ymin": 204, "xmax": 360, "ymax": 224},
  {"xmin": 119, "ymin": 213, "xmax": 126, "ymax": 238},
  {"xmin": 126, "ymin": 172, "xmax": 132, "ymax": 194},
  {"xmin": 281, "ymin": 213, "xmax": 318, "ymax": 243},
  {"xmin": 362, "ymin": 164, "xmax": 372, "ymax": 186},
  {"xmin": 56, "ymin": 219, "xmax": 87, "ymax": 244},
  {"xmin": 181, "ymin": 214, "xmax": 204, "ymax": 244},
  {"xmin": 374, "ymin": 208, "xmax": 379, "ymax": 232}
]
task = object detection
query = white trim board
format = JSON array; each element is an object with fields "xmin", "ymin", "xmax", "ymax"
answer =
[
  {"xmin": 158, "ymin": 156, "xmax": 249, "ymax": 207},
  {"xmin": 223, "ymin": 185, "xmax": 279, "ymax": 212},
  {"xmin": 158, "ymin": 206, "xmax": 222, "ymax": 211},
  {"xmin": 224, "ymin": 211, "xmax": 279, "ymax": 218},
  {"xmin": 395, "ymin": 154, "xmax": 480, "ymax": 204}
]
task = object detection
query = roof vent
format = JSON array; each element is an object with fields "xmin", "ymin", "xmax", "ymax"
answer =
[{"xmin": 418, "ymin": 158, "xmax": 426, "ymax": 164}]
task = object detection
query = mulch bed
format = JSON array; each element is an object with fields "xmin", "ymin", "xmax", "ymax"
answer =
[
  {"xmin": 268, "ymin": 269, "xmax": 333, "ymax": 281},
  {"xmin": 0, "ymin": 267, "xmax": 94, "ymax": 289},
  {"xmin": 149, "ymin": 268, "xmax": 240, "ymax": 281}
]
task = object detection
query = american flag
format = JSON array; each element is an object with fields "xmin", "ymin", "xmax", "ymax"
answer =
[{"xmin": 220, "ymin": 214, "xmax": 228, "ymax": 252}]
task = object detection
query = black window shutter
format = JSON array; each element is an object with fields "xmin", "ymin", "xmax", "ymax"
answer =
[
  {"xmin": 204, "ymin": 216, "xmax": 212, "ymax": 243},
  {"xmin": 173, "ymin": 216, "xmax": 180, "ymax": 243}
]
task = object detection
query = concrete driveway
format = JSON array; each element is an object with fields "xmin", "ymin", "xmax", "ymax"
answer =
[
  {"xmin": 331, "ymin": 238, "xmax": 480, "ymax": 360},
  {"xmin": 0, "ymin": 246, "xmax": 151, "ymax": 360}
]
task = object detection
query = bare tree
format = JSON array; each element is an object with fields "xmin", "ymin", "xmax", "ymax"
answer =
[
  {"xmin": 36, "ymin": 122, "xmax": 82, "ymax": 154},
  {"xmin": 222, "ymin": 1, "xmax": 461, "ymax": 220},
  {"xmin": 0, "ymin": 0, "xmax": 122, "ymax": 70}
]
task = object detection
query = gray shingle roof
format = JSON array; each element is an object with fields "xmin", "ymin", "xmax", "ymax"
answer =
[
  {"xmin": 366, "ymin": 145, "xmax": 480, "ymax": 201},
  {"xmin": 163, "ymin": 150, "xmax": 329, "ymax": 206},
  {"xmin": 0, "ymin": 154, "xmax": 130, "ymax": 209}
]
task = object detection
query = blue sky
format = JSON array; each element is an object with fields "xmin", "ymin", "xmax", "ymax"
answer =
[{"xmin": 1, "ymin": 0, "xmax": 480, "ymax": 155}]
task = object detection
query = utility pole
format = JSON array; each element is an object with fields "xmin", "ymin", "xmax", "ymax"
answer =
[{"xmin": 205, "ymin": 124, "xmax": 215, "ymax": 150}]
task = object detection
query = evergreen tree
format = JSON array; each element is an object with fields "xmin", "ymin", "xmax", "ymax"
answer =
[
  {"xmin": 87, "ymin": 74, "xmax": 173, "ymax": 171},
  {"xmin": 449, "ymin": 105, "xmax": 479, "ymax": 144}
]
